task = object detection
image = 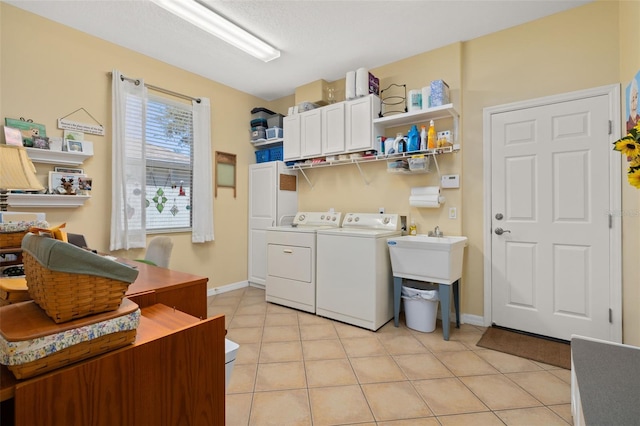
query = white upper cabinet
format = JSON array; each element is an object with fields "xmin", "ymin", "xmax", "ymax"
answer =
[
  {"xmin": 300, "ymin": 108, "xmax": 322, "ymax": 158},
  {"xmin": 322, "ymin": 102, "xmax": 345, "ymax": 155},
  {"xmin": 283, "ymin": 114, "xmax": 300, "ymax": 161},
  {"xmin": 345, "ymin": 95, "xmax": 377, "ymax": 152}
]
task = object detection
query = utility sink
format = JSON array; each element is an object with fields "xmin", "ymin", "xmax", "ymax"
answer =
[{"xmin": 387, "ymin": 235, "xmax": 468, "ymax": 284}]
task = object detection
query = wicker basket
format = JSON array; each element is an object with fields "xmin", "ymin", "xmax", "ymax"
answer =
[
  {"xmin": 23, "ymin": 252, "xmax": 131, "ymax": 323},
  {"xmin": 0, "ymin": 231, "xmax": 27, "ymax": 249},
  {"xmin": 7, "ymin": 329, "xmax": 136, "ymax": 379}
]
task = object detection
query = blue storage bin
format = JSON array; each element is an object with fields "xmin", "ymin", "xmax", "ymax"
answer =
[
  {"xmin": 269, "ymin": 146, "xmax": 283, "ymax": 161},
  {"xmin": 255, "ymin": 149, "xmax": 270, "ymax": 163}
]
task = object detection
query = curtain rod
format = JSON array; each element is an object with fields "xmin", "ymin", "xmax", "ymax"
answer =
[{"xmin": 110, "ymin": 72, "xmax": 201, "ymax": 103}]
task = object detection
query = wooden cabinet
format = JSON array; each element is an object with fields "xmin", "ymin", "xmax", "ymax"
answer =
[{"xmin": 2, "ymin": 304, "xmax": 226, "ymax": 426}]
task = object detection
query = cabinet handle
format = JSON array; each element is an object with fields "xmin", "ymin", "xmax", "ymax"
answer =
[{"xmin": 283, "ymin": 249, "xmax": 293, "ymax": 254}]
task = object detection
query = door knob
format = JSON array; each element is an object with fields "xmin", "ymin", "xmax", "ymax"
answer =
[{"xmin": 494, "ymin": 227, "xmax": 511, "ymax": 235}]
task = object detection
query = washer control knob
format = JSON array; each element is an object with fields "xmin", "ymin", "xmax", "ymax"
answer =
[
  {"xmin": 298, "ymin": 214, "xmax": 305, "ymax": 221},
  {"xmin": 383, "ymin": 217, "xmax": 390, "ymax": 224},
  {"xmin": 354, "ymin": 217, "xmax": 360, "ymax": 222},
  {"xmin": 320, "ymin": 214, "xmax": 325, "ymax": 220}
]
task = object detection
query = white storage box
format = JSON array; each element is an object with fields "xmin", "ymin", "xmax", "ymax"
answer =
[{"xmin": 266, "ymin": 127, "xmax": 283, "ymax": 140}]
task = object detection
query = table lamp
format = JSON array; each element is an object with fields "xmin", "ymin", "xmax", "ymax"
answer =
[{"xmin": 0, "ymin": 145, "xmax": 44, "ymax": 211}]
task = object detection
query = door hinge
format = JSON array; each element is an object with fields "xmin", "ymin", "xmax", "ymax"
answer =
[
  {"xmin": 609, "ymin": 308, "xmax": 613, "ymax": 323},
  {"xmin": 608, "ymin": 120, "xmax": 613, "ymax": 135},
  {"xmin": 609, "ymin": 214, "xmax": 613, "ymax": 229}
]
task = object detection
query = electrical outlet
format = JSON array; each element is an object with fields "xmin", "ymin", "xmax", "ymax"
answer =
[
  {"xmin": 379, "ymin": 207, "xmax": 385, "ymax": 214},
  {"xmin": 448, "ymin": 207, "xmax": 457, "ymax": 219}
]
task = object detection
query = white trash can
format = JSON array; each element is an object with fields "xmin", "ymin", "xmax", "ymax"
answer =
[
  {"xmin": 402, "ymin": 286, "xmax": 439, "ymax": 333},
  {"xmin": 225, "ymin": 338, "xmax": 239, "ymax": 389}
]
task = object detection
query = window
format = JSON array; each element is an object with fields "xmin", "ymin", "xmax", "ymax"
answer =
[{"xmin": 145, "ymin": 95, "xmax": 193, "ymax": 232}]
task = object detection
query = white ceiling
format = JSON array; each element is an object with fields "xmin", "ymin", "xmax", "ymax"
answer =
[{"xmin": 6, "ymin": 0, "xmax": 593, "ymax": 101}]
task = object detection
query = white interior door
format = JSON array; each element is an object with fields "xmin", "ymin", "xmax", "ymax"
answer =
[
  {"xmin": 248, "ymin": 163, "xmax": 277, "ymax": 285},
  {"xmin": 486, "ymin": 86, "xmax": 621, "ymax": 342}
]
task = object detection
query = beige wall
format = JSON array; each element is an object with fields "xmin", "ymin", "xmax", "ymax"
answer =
[
  {"xmin": 2, "ymin": 1, "xmax": 637, "ymax": 343},
  {"xmin": 0, "ymin": 4, "xmax": 265, "ymax": 289}
]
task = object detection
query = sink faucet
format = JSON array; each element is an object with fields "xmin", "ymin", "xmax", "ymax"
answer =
[{"xmin": 428, "ymin": 226, "xmax": 443, "ymax": 237}]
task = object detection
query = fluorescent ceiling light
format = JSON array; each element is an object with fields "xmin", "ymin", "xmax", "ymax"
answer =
[{"xmin": 150, "ymin": 0, "xmax": 280, "ymax": 62}]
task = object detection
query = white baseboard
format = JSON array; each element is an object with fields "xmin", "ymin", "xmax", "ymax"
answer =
[
  {"xmin": 461, "ymin": 313, "xmax": 485, "ymax": 326},
  {"xmin": 207, "ymin": 281, "xmax": 248, "ymax": 297}
]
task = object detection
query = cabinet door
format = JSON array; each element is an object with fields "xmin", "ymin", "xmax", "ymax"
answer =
[
  {"xmin": 345, "ymin": 95, "xmax": 375, "ymax": 152},
  {"xmin": 322, "ymin": 103, "xmax": 345, "ymax": 155},
  {"xmin": 283, "ymin": 114, "xmax": 300, "ymax": 161},
  {"xmin": 301, "ymin": 109, "xmax": 322, "ymax": 158}
]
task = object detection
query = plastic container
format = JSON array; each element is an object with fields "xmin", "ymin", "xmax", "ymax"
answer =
[
  {"xmin": 407, "ymin": 125, "xmax": 420, "ymax": 151},
  {"xmin": 251, "ymin": 107, "xmax": 275, "ymax": 121},
  {"xmin": 251, "ymin": 127, "xmax": 266, "ymax": 141},
  {"xmin": 251, "ymin": 118, "xmax": 268, "ymax": 129},
  {"xmin": 266, "ymin": 127, "xmax": 283, "ymax": 140},
  {"xmin": 402, "ymin": 286, "xmax": 439, "ymax": 332},
  {"xmin": 267, "ymin": 114, "xmax": 284, "ymax": 128},
  {"xmin": 269, "ymin": 146, "xmax": 283, "ymax": 161},
  {"xmin": 427, "ymin": 120, "xmax": 436, "ymax": 150},
  {"xmin": 409, "ymin": 221, "xmax": 417, "ymax": 236},
  {"xmin": 255, "ymin": 149, "xmax": 270, "ymax": 163}
]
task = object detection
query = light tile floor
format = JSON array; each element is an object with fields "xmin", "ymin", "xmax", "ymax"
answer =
[{"xmin": 208, "ymin": 286, "xmax": 572, "ymax": 426}]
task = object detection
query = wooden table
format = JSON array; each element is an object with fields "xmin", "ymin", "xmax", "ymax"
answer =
[{"xmin": 123, "ymin": 259, "xmax": 208, "ymax": 319}]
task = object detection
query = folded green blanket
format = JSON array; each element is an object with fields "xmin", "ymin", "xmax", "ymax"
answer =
[{"xmin": 21, "ymin": 233, "xmax": 139, "ymax": 283}]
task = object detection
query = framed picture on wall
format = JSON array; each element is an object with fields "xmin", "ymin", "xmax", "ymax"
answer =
[
  {"xmin": 3, "ymin": 126, "xmax": 23, "ymax": 146},
  {"xmin": 4, "ymin": 118, "xmax": 46, "ymax": 147},
  {"xmin": 54, "ymin": 166, "xmax": 84, "ymax": 174},
  {"xmin": 32, "ymin": 136, "xmax": 50, "ymax": 149},
  {"xmin": 48, "ymin": 171, "xmax": 86, "ymax": 194},
  {"xmin": 65, "ymin": 139, "xmax": 84, "ymax": 153}
]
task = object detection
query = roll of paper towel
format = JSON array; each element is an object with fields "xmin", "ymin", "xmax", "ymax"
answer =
[
  {"xmin": 411, "ymin": 186, "xmax": 441, "ymax": 196},
  {"xmin": 355, "ymin": 67, "xmax": 368, "ymax": 97},
  {"xmin": 409, "ymin": 195, "xmax": 445, "ymax": 208},
  {"xmin": 409, "ymin": 186, "xmax": 444, "ymax": 207},
  {"xmin": 346, "ymin": 71, "xmax": 356, "ymax": 100}
]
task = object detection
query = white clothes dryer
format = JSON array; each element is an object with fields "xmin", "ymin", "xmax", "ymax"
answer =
[
  {"xmin": 316, "ymin": 213, "xmax": 401, "ymax": 330},
  {"xmin": 265, "ymin": 212, "xmax": 342, "ymax": 313}
]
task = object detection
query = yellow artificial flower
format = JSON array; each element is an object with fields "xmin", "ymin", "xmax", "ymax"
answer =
[
  {"xmin": 614, "ymin": 137, "xmax": 640, "ymax": 158},
  {"xmin": 627, "ymin": 168, "xmax": 640, "ymax": 189},
  {"xmin": 630, "ymin": 156, "xmax": 640, "ymax": 168}
]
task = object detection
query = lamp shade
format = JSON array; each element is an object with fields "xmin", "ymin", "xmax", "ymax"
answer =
[{"xmin": 0, "ymin": 145, "xmax": 44, "ymax": 191}]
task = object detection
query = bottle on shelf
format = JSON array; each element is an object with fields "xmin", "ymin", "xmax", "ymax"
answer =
[
  {"xmin": 420, "ymin": 126, "xmax": 427, "ymax": 151},
  {"xmin": 409, "ymin": 221, "xmax": 417, "ymax": 236},
  {"xmin": 427, "ymin": 120, "xmax": 436, "ymax": 150}
]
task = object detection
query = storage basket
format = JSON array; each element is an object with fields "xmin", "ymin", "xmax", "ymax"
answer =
[
  {"xmin": 0, "ymin": 298, "xmax": 140, "ymax": 379},
  {"xmin": 255, "ymin": 149, "xmax": 270, "ymax": 163},
  {"xmin": 0, "ymin": 231, "xmax": 27, "ymax": 249},
  {"xmin": 269, "ymin": 146, "xmax": 283, "ymax": 161},
  {"xmin": 0, "ymin": 277, "xmax": 30, "ymax": 306},
  {"xmin": 9, "ymin": 328, "xmax": 136, "ymax": 379},
  {"xmin": 23, "ymin": 251, "xmax": 133, "ymax": 323}
]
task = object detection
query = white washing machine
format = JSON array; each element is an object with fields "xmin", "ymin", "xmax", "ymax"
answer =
[
  {"xmin": 316, "ymin": 213, "xmax": 401, "ymax": 331},
  {"xmin": 265, "ymin": 211, "xmax": 342, "ymax": 313}
]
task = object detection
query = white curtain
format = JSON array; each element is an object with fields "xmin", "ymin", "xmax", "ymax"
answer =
[
  {"xmin": 192, "ymin": 98, "xmax": 215, "ymax": 242},
  {"xmin": 110, "ymin": 69, "xmax": 147, "ymax": 250}
]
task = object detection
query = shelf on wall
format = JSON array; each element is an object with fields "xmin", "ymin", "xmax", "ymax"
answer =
[
  {"xmin": 26, "ymin": 148, "xmax": 93, "ymax": 166},
  {"xmin": 251, "ymin": 138, "xmax": 283, "ymax": 148},
  {"xmin": 289, "ymin": 145, "xmax": 459, "ymax": 187},
  {"xmin": 7, "ymin": 193, "xmax": 91, "ymax": 208},
  {"xmin": 373, "ymin": 103, "xmax": 458, "ymax": 127}
]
